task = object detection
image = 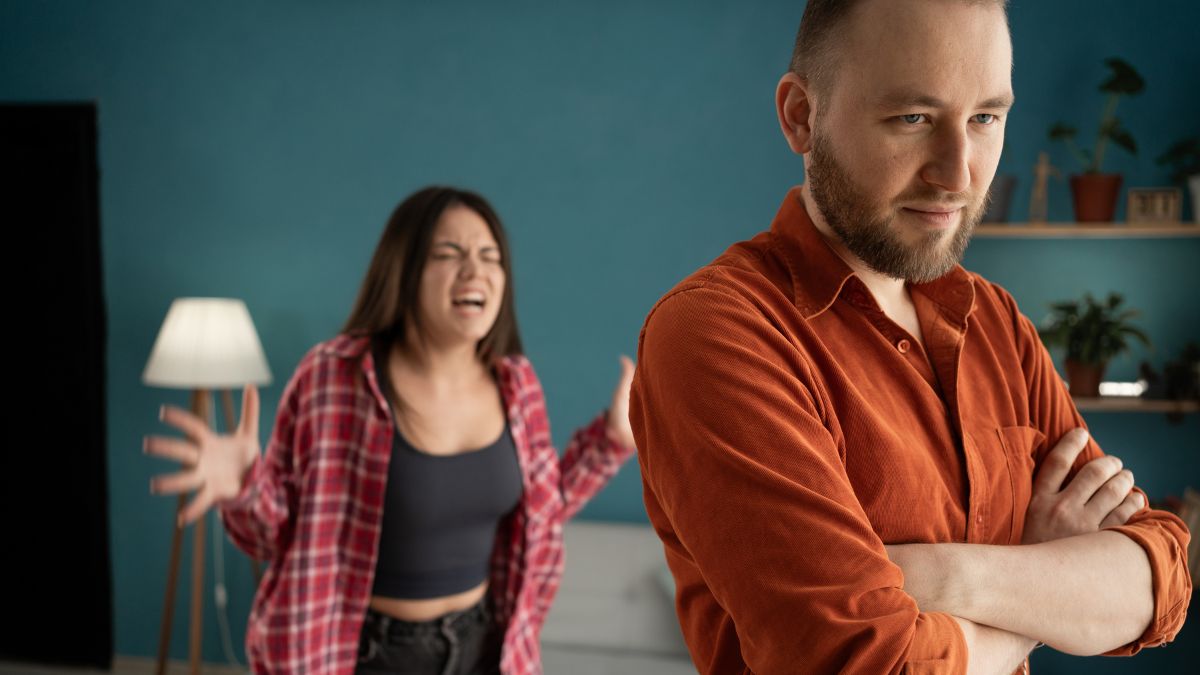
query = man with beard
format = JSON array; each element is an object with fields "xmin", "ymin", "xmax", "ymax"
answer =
[{"xmin": 628, "ymin": 0, "xmax": 1191, "ymax": 673}]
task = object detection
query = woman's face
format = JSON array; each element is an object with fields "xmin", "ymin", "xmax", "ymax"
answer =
[{"xmin": 415, "ymin": 205, "xmax": 506, "ymax": 349}]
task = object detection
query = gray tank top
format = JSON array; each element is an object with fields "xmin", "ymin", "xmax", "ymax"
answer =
[{"xmin": 370, "ymin": 353, "xmax": 524, "ymax": 600}]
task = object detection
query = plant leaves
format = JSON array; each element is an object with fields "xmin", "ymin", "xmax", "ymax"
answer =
[
  {"xmin": 1109, "ymin": 127, "xmax": 1138, "ymax": 155},
  {"xmin": 1048, "ymin": 123, "xmax": 1077, "ymax": 141},
  {"xmin": 1100, "ymin": 57, "xmax": 1145, "ymax": 95}
]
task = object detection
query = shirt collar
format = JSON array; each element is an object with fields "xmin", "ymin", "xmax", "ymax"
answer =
[{"xmin": 771, "ymin": 185, "xmax": 976, "ymax": 322}]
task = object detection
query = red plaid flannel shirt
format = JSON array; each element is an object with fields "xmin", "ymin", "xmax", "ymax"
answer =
[{"xmin": 219, "ymin": 334, "xmax": 635, "ymax": 674}]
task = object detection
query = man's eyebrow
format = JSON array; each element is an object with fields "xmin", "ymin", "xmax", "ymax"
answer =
[{"xmin": 875, "ymin": 90, "xmax": 1015, "ymax": 110}]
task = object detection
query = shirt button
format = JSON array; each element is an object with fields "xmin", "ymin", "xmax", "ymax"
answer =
[
  {"xmin": 896, "ymin": 339, "xmax": 911, "ymax": 353},
  {"xmin": 976, "ymin": 515, "xmax": 984, "ymax": 524}
]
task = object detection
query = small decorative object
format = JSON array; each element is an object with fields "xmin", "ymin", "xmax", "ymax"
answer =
[
  {"xmin": 1182, "ymin": 488, "xmax": 1200, "ymax": 586},
  {"xmin": 1039, "ymin": 291, "xmax": 1150, "ymax": 398},
  {"xmin": 1126, "ymin": 187, "xmax": 1182, "ymax": 224},
  {"xmin": 1155, "ymin": 136, "xmax": 1200, "ymax": 223},
  {"xmin": 1028, "ymin": 152, "xmax": 1060, "ymax": 223},
  {"xmin": 1048, "ymin": 57, "xmax": 1145, "ymax": 222},
  {"xmin": 983, "ymin": 174, "xmax": 1016, "ymax": 223},
  {"xmin": 1140, "ymin": 342, "xmax": 1200, "ymax": 423}
]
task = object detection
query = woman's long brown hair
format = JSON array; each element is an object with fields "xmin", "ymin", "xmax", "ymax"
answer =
[{"xmin": 342, "ymin": 186, "xmax": 524, "ymax": 377}]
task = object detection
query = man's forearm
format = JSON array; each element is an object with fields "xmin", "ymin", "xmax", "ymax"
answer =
[
  {"xmin": 890, "ymin": 531, "xmax": 1153, "ymax": 655},
  {"xmin": 952, "ymin": 616, "xmax": 1037, "ymax": 675}
]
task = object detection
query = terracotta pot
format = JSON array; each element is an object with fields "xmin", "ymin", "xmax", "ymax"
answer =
[
  {"xmin": 1066, "ymin": 360, "xmax": 1106, "ymax": 397},
  {"xmin": 1069, "ymin": 173, "xmax": 1122, "ymax": 222}
]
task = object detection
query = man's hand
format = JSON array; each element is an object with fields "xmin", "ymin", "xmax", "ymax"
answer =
[{"xmin": 1021, "ymin": 428, "xmax": 1143, "ymax": 544}]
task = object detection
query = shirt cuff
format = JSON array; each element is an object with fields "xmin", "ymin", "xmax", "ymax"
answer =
[
  {"xmin": 907, "ymin": 611, "xmax": 968, "ymax": 673},
  {"xmin": 1104, "ymin": 520, "xmax": 1193, "ymax": 654}
]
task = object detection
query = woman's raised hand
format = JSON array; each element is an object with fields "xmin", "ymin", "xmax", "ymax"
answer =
[
  {"xmin": 605, "ymin": 355, "xmax": 637, "ymax": 448},
  {"xmin": 145, "ymin": 384, "xmax": 262, "ymax": 526}
]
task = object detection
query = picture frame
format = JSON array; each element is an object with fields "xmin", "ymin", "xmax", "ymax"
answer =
[{"xmin": 1126, "ymin": 187, "xmax": 1182, "ymax": 224}]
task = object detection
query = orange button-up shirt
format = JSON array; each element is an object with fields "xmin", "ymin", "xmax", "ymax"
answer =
[{"xmin": 629, "ymin": 187, "xmax": 1191, "ymax": 674}]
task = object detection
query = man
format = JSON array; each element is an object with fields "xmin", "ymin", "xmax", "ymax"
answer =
[{"xmin": 628, "ymin": 0, "xmax": 1191, "ymax": 673}]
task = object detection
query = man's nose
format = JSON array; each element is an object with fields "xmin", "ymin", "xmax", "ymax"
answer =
[{"xmin": 921, "ymin": 126, "xmax": 971, "ymax": 194}]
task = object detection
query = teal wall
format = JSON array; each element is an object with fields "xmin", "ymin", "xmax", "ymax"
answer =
[{"xmin": 2, "ymin": 0, "xmax": 1196, "ymax": 669}]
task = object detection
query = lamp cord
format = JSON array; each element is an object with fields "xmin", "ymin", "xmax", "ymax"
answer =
[{"xmin": 206, "ymin": 403, "xmax": 246, "ymax": 670}]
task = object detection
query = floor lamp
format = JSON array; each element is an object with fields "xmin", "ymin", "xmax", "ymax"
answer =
[{"xmin": 143, "ymin": 298, "xmax": 272, "ymax": 675}]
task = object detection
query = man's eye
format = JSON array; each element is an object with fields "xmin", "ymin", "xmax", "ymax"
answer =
[
  {"xmin": 900, "ymin": 114, "xmax": 926, "ymax": 124},
  {"xmin": 974, "ymin": 113, "xmax": 998, "ymax": 124}
]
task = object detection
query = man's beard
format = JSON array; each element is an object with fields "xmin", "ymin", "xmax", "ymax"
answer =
[{"xmin": 806, "ymin": 131, "xmax": 987, "ymax": 284}]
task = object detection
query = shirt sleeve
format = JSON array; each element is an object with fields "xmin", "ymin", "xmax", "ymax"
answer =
[
  {"xmin": 515, "ymin": 357, "xmax": 636, "ymax": 522},
  {"xmin": 218, "ymin": 350, "xmax": 311, "ymax": 562},
  {"xmin": 1005, "ymin": 287, "xmax": 1193, "ymax": 654},
  {"xmin": 631, "ymin": 284, "xmax": 968, "ymax": 675}
]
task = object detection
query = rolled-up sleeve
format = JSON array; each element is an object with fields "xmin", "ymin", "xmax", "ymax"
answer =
[
  {"xmin": 631, "ymin": 284, "xmax": 968, "ymax": 674},
  {"xmin": 1006, "ymin": 286, "xmax": 1193, "ymax": 654}
]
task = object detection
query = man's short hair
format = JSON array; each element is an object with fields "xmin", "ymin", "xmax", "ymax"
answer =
[{"xmin": 789, "ymin": 0, "xmax": 1010, "ymax": 94}]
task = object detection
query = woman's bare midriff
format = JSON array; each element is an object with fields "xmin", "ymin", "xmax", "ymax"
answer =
[{"xmin": 369, "ymin": 580, "xmax": 489, "ymax": 622}]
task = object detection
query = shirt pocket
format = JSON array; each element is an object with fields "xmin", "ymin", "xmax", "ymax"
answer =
[{"xmin": 998, "ymin": 425, "xmax": 1045, "ymax": 544}]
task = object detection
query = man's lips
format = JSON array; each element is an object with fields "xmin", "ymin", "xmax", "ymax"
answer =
[{"xmin": 902, "ymin": 206, "xmax": 962, "ymax": 227}]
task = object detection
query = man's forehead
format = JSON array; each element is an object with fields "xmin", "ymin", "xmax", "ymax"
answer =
[
  {"xmin": 832, "ymin": 1, "xmax": 1013, "ymax": 106},
  {"xmin": 841, "ymin": 0, "xmax": 1011, "ymax": 66},
  {"xmin": 872, "ymin": 88, "xmax": 1015, "ymax": 110}
]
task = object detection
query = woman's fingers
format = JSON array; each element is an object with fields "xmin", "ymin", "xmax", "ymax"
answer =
[
  {"xmin": 178, "ymin": 488, "xmax": 215, "ymax": 527},
  {"xmin": 1100, "ymin": 490, "xmax": 1146, "ymax": 529},
  {"xmin": 143, "ymin": 435, "xmax": 199, "ymax": 465},
  {"xmin": 160, "ymin": 404, "xmax": 212, "ymax": 442},
  {"xmin": 612, "ymin": 355, "xmax": 635, "ymax": 404},
  {"xmin": 237, "ymin": 384, "xmax": 260, "ymax": 440},
  {"xmin": 151, "ymin": 469, "xmax": 204, "ymax": 496}
]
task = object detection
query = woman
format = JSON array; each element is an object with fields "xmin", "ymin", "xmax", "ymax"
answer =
[{"xmin": 145, "ymin": 186, "xmax": 637, "ymax": 675}]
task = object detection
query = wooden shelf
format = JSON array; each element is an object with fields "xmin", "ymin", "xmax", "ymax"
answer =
[
  {"xmin": 975, "ymin": 223, "xmax": 1200, "ymax": 238},
  {"xmin": 1074, "ymin": 397, "xmax": 1200, "ymax": 413}
]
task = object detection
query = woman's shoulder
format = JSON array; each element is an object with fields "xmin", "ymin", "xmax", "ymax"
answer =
[
  {"xmin": 313, "ymin": 333, "xmax": 372, "ymax": 360},
  {"xmin": 493, "ymin": 352, "xmax": 541, "ymax": 395},
  {"xmin": 282, "ymin": 334, "xmax": 371, "ymax": 390}
]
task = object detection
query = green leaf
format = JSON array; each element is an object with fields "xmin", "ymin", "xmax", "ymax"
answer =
[
  {"xmin": 1100, "ymin": 57, "xmax": 1145, "ymax": 96},
  {"xmin": 1108, "ymin": 127, "xmax": 1138, "ymax": 155},
  {"xmin": 1048, "ymin": 123, "xmax": 1077, "ymax": 141}
]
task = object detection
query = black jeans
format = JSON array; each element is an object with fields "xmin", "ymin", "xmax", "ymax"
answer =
[{"xmin": 355, "ymin": 598, "xmax": 502, "ymax": 675}]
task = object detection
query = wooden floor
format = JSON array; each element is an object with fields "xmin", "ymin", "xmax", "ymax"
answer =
[
  {"xmin": 0, "ymin": 658, "xmax": 247, "ymax": 675},
  {"xmin": 0, "ymin": 651, "xmax": 697, "ymax": 675}
]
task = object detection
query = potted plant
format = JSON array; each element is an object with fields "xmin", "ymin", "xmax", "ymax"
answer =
[
  {"xmin": 1048, "ymin": 57, "xmax": 1145, "ymax": 222},
  {"xmin": 1039, "ymin": 292, "xmax": 1150, "ymax": 397},
  {"xmin": 1156, "ymin": 137, "xmax": 1200, "ymax": 223}
]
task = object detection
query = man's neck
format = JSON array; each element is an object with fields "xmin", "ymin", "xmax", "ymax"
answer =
[
  {"xmin": 798, "ymin": 184, "xmax": 923, "ymax": 345},
  {"xmin": 798, "ymin": 185, "xmax": 909, "ymax": 305}
]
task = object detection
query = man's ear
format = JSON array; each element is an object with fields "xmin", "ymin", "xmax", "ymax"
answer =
[{"xmin": 776, "ymin": 72, "xmax": 815, "ymax": 155}]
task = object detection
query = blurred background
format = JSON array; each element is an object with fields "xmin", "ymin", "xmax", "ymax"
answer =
[{"xmin": 1, "ymin": 0, "xmax": 1196, "ymax": 673}]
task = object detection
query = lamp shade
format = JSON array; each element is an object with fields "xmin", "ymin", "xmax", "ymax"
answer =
[{"xmin": 142, "ymin": 298, "xmax": 272, "ymax": 389}]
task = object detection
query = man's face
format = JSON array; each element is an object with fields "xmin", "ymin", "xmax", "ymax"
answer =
[{"xmin": 804, "ymin": 0, "xmax": 1013, "ymax": 283}]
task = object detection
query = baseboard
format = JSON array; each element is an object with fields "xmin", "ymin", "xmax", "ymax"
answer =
[{"xmin": 0, "ymin": 656, "xmax": 248, "ymax": 675}]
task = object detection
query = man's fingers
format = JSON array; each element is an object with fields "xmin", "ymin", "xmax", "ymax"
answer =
[
  {"xmin": 160, "ymin": 404, "xmax": 212, "ymax": 442},
  {"xmin": 1085, "ymin": 468, "xmax": 1134, "ymax": 520},
  {"xmin": 1100, "ymin": 490, "xmax": 1145, "ymax": 529},
  {"xmin": 150, "ymin": 469, "xmax": 204, "ymax": 496},
  {"xmin": 1033, "ymin": 428, "xmax": 1090, "ymax": 495},
  {"xmin": 1061, "ymin": 454, "xmax": 1124, "ymax": 505},
  {"xmin": 143, "ymin": 435, "xmax": 200, "ymax": 465}
]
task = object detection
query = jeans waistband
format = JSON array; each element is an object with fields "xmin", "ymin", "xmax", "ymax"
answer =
[{"xmin": 363, "ymin": 597, "xmax": 490, "ymax": 641}]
